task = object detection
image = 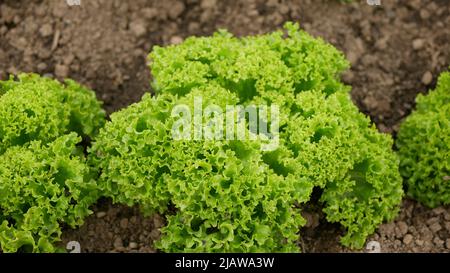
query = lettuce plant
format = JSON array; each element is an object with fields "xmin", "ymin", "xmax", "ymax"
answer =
[
  {"xmin": 0, "ymin": 74, "xmax": 105, "ymax": 154},
  {"xmin": 91, "ymin": 22, "xmax": 403, "ymax": 251},
  {"xmin": 0, "ymin": 74, "xmax": 105, "ymax": 252},
  {"xmin": 0, "ymin": 134, "xmax": 98, "ymax": 252},
  {"xmin": 148, "ymin": 22, "xmax": 403, "ymax": 249},
  {"xmin": 271, "ymin": 89, "xmax": 403, "ymax": 248},
  {"xmin": 397, "ymin": 71, "xmax": 450, "ymax": 208},
  {"xmin": 90, "ymin": 87, "xmax": 311, "ymax": 252}
]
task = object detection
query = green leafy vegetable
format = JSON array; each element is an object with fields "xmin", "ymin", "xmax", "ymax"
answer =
[
  {"xmin": 279, "ymin": 90, "xmax": 403, "ymax": 248},
  {"xmin": 0, "ymin": 73, "xmax": 105, "ymax": 154},
  {"xmin": 90, "ymin": 87, "xmax": 310, "ymax": 252},
  {"xmin": 0, "ymin": 134, "xmax": 98, "ymax": 253},
  {"xmin": 0, "ymin": 74, "xmax": 105, "ymax": 253},
  {"xmin": 91, "ymin": 22, "xmax": 403, "ymax": 251},
  {"xmin": 397, "ymin": 71, "xmax": 450, "ymax": 208}
]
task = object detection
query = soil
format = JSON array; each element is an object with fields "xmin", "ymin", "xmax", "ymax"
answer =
[
  {"xmin": 60, "ymin": 198, "xmax": 162, "ymax": 253},
  {"xmin": 303, "ymin": 199, "xmax": 450, "ymax": 253},
  {"xmin": 1, "ymin": 0, "xmax": 449, "ymax": 253}
]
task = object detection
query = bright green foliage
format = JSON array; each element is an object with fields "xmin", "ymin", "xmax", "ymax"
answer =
[
  {"xmin": 149, "ymin": 22, "xmax": 348, "ymax": 106},
  {"xmin": 397, "ymin": 71, "xmax": 450, "ymax": 208},
  {"xmin": 91, "ymin": 22, "xmax": 403, "ymax": 251},
  {"xmin": 0, "ymin": 74, "xmax": 105, "ymax": 154},
  {"xmin": 0, "ymin": 74, "xmax": 105, "ymax": 253},
  {"xmin": 269, "ymin": 90, "xmax": 403, "ymax": 248},
  {"xmin": 147, "ymin": 22, "xmax": 403, "ymax": 249},
  {"xmin": 90, "ymin": 87, "xmax": 311, "ymax": 252},
  {"xmin": 0, "ymin": 134, "xmax": 98, "ymax": 253}
]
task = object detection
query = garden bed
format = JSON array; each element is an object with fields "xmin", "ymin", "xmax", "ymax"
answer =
[{"xmin": 0, "ymin": 0, "xmax": 449, "ymax": 253}]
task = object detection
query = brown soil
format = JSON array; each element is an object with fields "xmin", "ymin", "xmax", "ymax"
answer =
[
  {"xmin": 59, "ymin": 199, "xmax": 162, "ymax": 253},
  {"xmin": 303, "ymin": 199, "xmax": 450, "ymax": 253},
  {"xmin": 1, "ymin": 0, "xmax": 449, "ymax": 253}
]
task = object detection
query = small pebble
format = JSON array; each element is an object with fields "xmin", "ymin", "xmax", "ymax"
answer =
[
  {"xmin": 96, "ymin": 212, "xmax": 107, "ymax": 218},
  {"xmin": 366, "ymin": 241, "xmax": 381, "ymax": 253},
  {"xmin": 39, "ymin": 23, "xmax": 53, "ymax": 37},
  {"xmin": 37, "ymin": 62, "xmax": 47, "ymax": 71},
  {"xmin": 421, "ymin": 71, "xmax": 433, "ymax": 85},
  {"xmin": 412, "ymin": 38, "xmax": 424, "ymax": 50},
  {"xmin": 129, "ymin": 20, "xmax": 147, "ymax": 37},
  {"xmin": 170, "ymin": 36, "xmax": 183, "ymax": 45},
  {"xmin": 129, "ymin": 242, "xmax": 138, "ymax": 249}
]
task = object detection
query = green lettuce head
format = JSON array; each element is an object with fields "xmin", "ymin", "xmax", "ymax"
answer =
[{"xmin": 397, "ymin": 71, "xmax": 450, "ymax": 208}]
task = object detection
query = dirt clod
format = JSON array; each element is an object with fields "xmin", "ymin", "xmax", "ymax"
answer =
[
  {"xmin": 396, "ymin": 221, "xmax": 409, "ymax": 237},
  {"xmin": 113, "ymin": 237, "xmax": 123, "ymax": 249},
  {"xmin": 54, "ymin": 64, "xmax": 69, "ymax": 79},
  {"xmin": 120, "ymin": 218, "xmax": 129, "ymax": 229},
  {"xmin": 403, "ymin": 234, "xmax": 413, "ymax": 245}
]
